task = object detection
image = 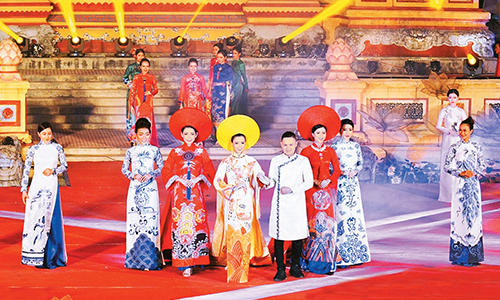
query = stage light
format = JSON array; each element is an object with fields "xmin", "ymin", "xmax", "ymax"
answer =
[
  {"xmin": 15, "ymin": 36, "xmax": 30, "ymax": 57},
  {"xmin": 170, "ymin": 36, "xmax": 188, "ymax": 57},
  {"xmin": 367, "ymin": 61, "xmax": 379, "ymax": 74},
  {"xmin": 67, "ymin": 36, "xmax": 84, "ymax": 57},
  {"xmin": 430, "ymin": 60, "xmax": 441, "ymax": 73},
  {"xmin": 463, "ymin": 54, "xmax": 483, "ymax": 78},
  {"xmin": 223, "ymin": 36, "xmax": 240, "ymax": 57},
  {"xmin": 275, "ymin": 37, "xmax": 294, "ymax": 58},
  {"xmin": 115, "ymin": 37, "xmax": 132, "ymax": 57}
]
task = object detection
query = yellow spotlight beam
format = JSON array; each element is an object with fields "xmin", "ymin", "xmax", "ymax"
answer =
[
  {"xmin": 0, "ymin": 20, "xmax": 22, "ymax": 43},
  {"xmin": 179, "ymin": 0, "xmax": 210, "ymax": 39},
  {"xmin": 282, "ymin": 0, "xmax": 354, "ymax": 44},
  {"xmin": 58, "ymin": 0, "xmax": 79, "ymax": 39},
  {"xmin": 113, "ymin": 0, "xmax": 126, "ymax": 40}
]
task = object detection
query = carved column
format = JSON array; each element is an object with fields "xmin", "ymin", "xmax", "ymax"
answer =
[
  {"xmin": 0, "ymin": 39, "xmax": 31, "ymax": 143},
  {"xmin": 315, "ymin": 38, "xmax": 366, "ymax": 130}
]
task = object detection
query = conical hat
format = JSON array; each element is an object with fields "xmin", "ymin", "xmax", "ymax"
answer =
[
  {"xmin": 297, "ymin": 105, "xmax": 341, "ymax": 141},
  {"xmin": 169, "ymin": 108, "xmax": 212, "ymax": 142},
  {"xmin": 216, "ymin": 115, "xmax": 260, "ymax": 151}
]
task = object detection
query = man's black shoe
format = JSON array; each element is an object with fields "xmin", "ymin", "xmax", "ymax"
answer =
[
  {"xmin": 289, "ymin": 265, "xmax": 304, "ymax": 278},
  {"xmin": 273, "ymin": 269, "xmax": 287, "ymax": 281}
]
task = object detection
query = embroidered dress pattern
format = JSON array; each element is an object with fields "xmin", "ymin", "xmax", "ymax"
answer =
[
  {"xmin": 179, "ymin": 72, "xmax": 209, "ymax": 116},
  {"xmin": 444, "ymin": 139, "xmax": 485, "ymax": 264},
  {"xmin": 212, "ymin": 154, "xmax": 271, "ymax": 283},
  {"xmin": 332, "ymin": 139, "xmax": 371, "ymax": 266},
  {"xmin": 162, "ymin": 144, "xmax": 215, "ymax": 268},
  {"xmin": 211, "ymin": 62, "xmax": 233, "ymax": 128},
  {"xmin": 300, "ymin": 144, "xmax": 341, "ymax": 274},
  {"xmin": 122, "ymin": 144, "xmax": 163, "ymax": 270}
]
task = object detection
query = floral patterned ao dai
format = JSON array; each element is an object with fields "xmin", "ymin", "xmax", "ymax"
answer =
[
  {"xmin": 444, "ymin": 139, "xmax": 485, "ymax": 265},
  {"xmin": 300, "ymin": 144, "xmax": 341, "ymax": 274},
  {"xmin": 332, "ymin": 139, "xmax": 371, "ymax": 266},
  {"xmin": 212, "ymin": 154, "xmax": 271, "ymax": 283}
]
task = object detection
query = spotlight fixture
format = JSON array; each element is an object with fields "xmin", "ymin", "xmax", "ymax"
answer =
[
  {"xmin": 463, "ymin": 54, "xmax": 483, "ymax": 78},
  {"xmin": 114, "ymin": 37, "xmax": 132, "ymax": 57},
  {"xmin": 223, "ymin": 36, "xmax": 240, "ymax": 57},
  {"xmin": 429, "ymin": 60, "xmax": 441, "ymax": 73},
  {"xmin": 367, "ymin": 61, "xmax": 379, "ymax": 74},
  {"xmin": 15, "ymin": 36, "xmax": 29, "ymax": 57},
  {"xmin": 67, "ymin": 36, "xmax": 85, "ymax": 57},
  {"xmin": 275, "ymin": 36, "xmax": 294, "ymax": 58},
  {"xmin": 170, "ymin": 36, "xmax": 188, "ymax": 57}
]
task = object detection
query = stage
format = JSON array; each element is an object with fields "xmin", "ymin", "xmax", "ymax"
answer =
[{"xmin": 1, "ymin": 161, "xmax": 500, "ymax": 299}]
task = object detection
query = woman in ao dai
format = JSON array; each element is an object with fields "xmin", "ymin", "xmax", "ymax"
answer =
[
  {"xmin": 122, "ymin": 118, "xmax": 164, "ymax": 270},
  {"xmin": 444, "ymin": 117, "xmax": 485, "ymax": 266},
  {"xmin": 162, "ymin": 108, "xmax": 215, "ymax": 277},
  {"xmin": 436, "ymin": 89, "xmax": 467, "ymax": 202},
  {"xmin": 300, "ymin": 124, "xmax": 341, "ymax": 274},
  {"xmin": 212, "ymin": 116, "xmax": 271, "ymax": 283},
  {"xmin": 331, "ymin": 119, "xmax": 371, "ymax": 267},
  {"xmin": 21, "ymin": 122, "xmax": 68, "ymax": 269}
]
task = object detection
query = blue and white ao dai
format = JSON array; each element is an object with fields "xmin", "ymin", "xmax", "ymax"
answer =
[
  {"xmin": 21, "ymin": 141, "xmax": 68, "ymax": 268},
  {"xmin": 444, "ymin": 139, "xmax": 485, "ymax": 265},
  {"xmin": 332, "ymin": 139, "xmax": 371, "ymax": 266},
  {"xmin": 122, "ymin": 144, "xmax": 164, "ymax": 270}
]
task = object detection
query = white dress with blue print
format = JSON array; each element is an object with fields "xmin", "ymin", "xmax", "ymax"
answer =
[
  {"xmin": 332, "ymin": 139, "xmax": 371, "ymax": 266},
  {"xmin": 122, "ymin": 144, "xmax": 164, "ymax": 270},
  {"xmin": 21, "ymin": 141, "xmax": 68, "ymax": 267},
  {"xmin": 444, "ymin": 139, "xmax": 485, "ymax": 264}
]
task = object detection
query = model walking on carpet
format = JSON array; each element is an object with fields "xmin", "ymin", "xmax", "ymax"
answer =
[
  {"xmin": 230, "ymin": 46, "xmax": 249, "ymax": 116},
  {"xmin": 161, "ymin": 108, "xmax": 215, "ymax": 277},
  {"xmin": 298, "ymin": 105, "xmax": 342, "ymax": 275},
  {"xmin": 212, "ymin": 115, "xmax": 272, "ymax": 283},
  {"xmin": 436, "ymin": 89, "xmax": 467, "ymax": 202},
  {"xmin": 123, "ymin": 48, "xmax": 145, "ymax": 144},
  {"xmin": 129, "ymin": 58, "xmax": 159, "ymax": 147},
  {"xmin": 444, "ymin": 116, "xmax": 485, "ymax": 266},
  {"xmin": 21, "ymin": 122, "xmax": 68, "ymax": 269},
  {"xmin": 122, "ymin": 118, "xmax": 164, "ymax": 270},
  {"xmin": 178, "ymin": 58, "xmax": 210, "ymax": 117},
  {"xmin": 332, "ymin": 119, "xmax": 371, "ymax": 268},
  {"xmin": 210, "ymin": 49, "xmax": 234, "ymax": 140},
  {"xmin": 266, "ymin": 131, "xmax": 313, "ymax": 281}
]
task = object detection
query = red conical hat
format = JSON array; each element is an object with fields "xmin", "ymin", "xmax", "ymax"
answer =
[
  {"xmin": 169, "ymin": 108, "xmax": 212, "ymax": 142},
  {"xmin": 297, "ymin": 105, "xmax": 341, "ymax": 141},
  {"xmin": 216, "ymin": 115, "xmax": 260, "ymax": 151}
]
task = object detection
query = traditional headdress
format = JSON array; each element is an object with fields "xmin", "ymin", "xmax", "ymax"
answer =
[
  {"xmin": 169, "ymin": 108, "xmax": 212, "ymax": 142},
  {"xmin": 216, "ymin": 115, "xmax": 260, "ymax": 151},
  {"xmin": 297, "ymin": 105, "xmax": 341, "ymax": 141}
]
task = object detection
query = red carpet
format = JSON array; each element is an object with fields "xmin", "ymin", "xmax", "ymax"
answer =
[{"xmin": 1, "ymin": 161, "xmax": 500, "ymax": 299}]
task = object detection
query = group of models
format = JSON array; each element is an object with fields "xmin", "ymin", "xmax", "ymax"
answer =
[
  {"xmin": 123, "ymin": 44, "xmax": 249, "ymax": 146},
  {"xmin": 19, "ymin": 105, "xmax": 374, "ymax": 282},
  {"xmin": 19, "ymin": 68, "xmax": 484, "ymax": 281}
]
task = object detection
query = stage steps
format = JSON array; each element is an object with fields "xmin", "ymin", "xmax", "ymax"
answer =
[{"xmin": 18, "ymin": 56, "xmax": 326, "ymax": 132}]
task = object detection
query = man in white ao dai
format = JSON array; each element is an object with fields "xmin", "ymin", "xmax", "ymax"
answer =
[{"xmin": 266, "ymin": 131, "xmax": 313, "ymax": 281}]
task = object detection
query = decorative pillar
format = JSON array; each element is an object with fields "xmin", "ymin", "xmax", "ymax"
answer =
[
  {"xmin": 0, "ymin": 39, "xmax": 31, "ymax": 143},
  {"xmin": 315, "ymin": 38, "xmax": 366, "ymax": 130}
]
